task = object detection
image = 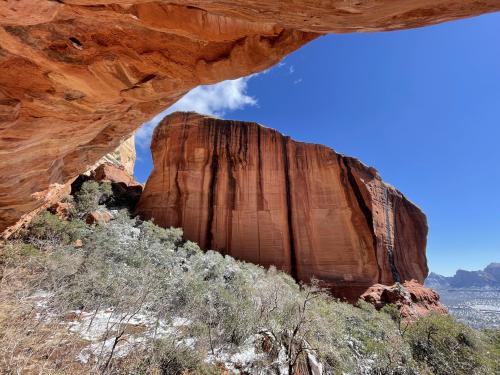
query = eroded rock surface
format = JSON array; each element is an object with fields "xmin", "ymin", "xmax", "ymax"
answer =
[
  {"xmin": 74, "ymin": 162, "xmax": 143, "ymax": 212},
  {"xmin": 92, "ymin": 135, "xmax": 136, "ymax": 176},
  {"xmin": 92, "ymin": 162, "xmax": 138, "ymax": 187},
  {"xmin": 137, "ymin": 112, "xmax": 428, "ymax": 299},
  {"xmin": 361, "ymin": 280, "xmax": 448, "ymax": 319},
  {"xmin": 1, "ymin": 0, "xmax": 498, "ymax": 235}
]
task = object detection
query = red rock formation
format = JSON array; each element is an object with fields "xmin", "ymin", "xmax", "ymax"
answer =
[
  {"xmin": 86, "ymin": 209, "xmax": 112, "ymax": 225},
  {"xmin": 92, "ymin": 163, "xmax": 138, "ymax": 187},
  {"xmin": 78, "ymin": 162, "xmax": 143, "ymax": 211},
  {"xmin": 361, "ymin": 280, "xmax": 448, "ymax": 319},
  {"xmin": 48, "ymin": 201, "xmax": 74, "ymax": 220},
  {"xmin": 137, "ymin": 112, "xmax": 428, "ymax": 299},
  {"xmin": 90, "ymin": 135, "xmax": 136, "ymax": 176},
  {"xmin": 1, "ymin": 0, "xmax": 498, "ymax": 235}
]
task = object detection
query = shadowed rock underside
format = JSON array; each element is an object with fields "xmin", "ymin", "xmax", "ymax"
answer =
[{"xmin": 1, "ymin": 0, "xmax": 499, "ymax": 235}]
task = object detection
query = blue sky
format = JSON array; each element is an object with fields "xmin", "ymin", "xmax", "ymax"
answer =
[{"xmin": 135, "ymin": 12, "xmax": 500, "ymax": 276}]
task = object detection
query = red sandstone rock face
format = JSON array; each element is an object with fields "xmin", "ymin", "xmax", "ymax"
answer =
[
  {"xmin": 361, "ymin": 280, "xmax": 448, "ymax": 319},
  {"xmin": 92, "ymin": 163, "xmax": 139, "ymax": 187},
  {"xmin": 91, "ymin": 136, "xmax": 136, "ymax": 176},
  {"xmin": 85, "ymin": 209, "xmax": 112, "ymax": 225},
  {"xmin": 1, "ymin": 0, "xmax": 498, "ymax": 235},
  {"xmin": 137, "ymin": 112, "xmax": 429, "ymax": 299}
]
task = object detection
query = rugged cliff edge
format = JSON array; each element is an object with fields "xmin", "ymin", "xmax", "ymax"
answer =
[
  {"xmin": 1, "ymin": 0, "xmax": 499, "ymax": 235},
  {"xmin": 137, "ymin": 112, "xmax": 428, "ymax": 300}
]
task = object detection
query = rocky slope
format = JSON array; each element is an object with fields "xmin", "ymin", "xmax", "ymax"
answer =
[
  {"xmin": 3, "ymin": 184, "xmax": 486, "ymax": 374},
  {"xmin": 426, "ymin": 263, "xmax": 500, "ymax": 289},
  {"xmin": 137, "ymin": 112, "xmax": 429, "ymax": 300},
  {"xmin": 1, "ymin": 0, "xmax": 499, "ymax": 236}
]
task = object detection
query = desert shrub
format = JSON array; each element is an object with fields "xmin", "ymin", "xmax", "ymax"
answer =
[
  {"xmin": 75, "ymin": 180, "xmax": 113, "ymax": 214},
  {"xmin": 406, "ymin": 313, "xmax": 483, "ymax": 375},
  {"xmin": 59, "ymin": 194, "xmax": 78, "ymax": 218},
  {"xmin": 481, "ymin": 329, "xmax": 500, "ymax": 374},
  {"xmin": 25, "ymin": 210, "xmax": 86, "ymax": 248},
  {"xmin": 382, "ymin": 303, "xmax": 411, "ymax": 338},
  {"xmin": 4, "ymin": 202, "xmax": 498, "ymax": 375},
  {"xmin": 32, "ymin": 210, "xmax": 420, "ymax": 374},
  {"xmin": 0, "ymin": 241, "xmax": 40, "ymax": 266},
  {"xmin": 139, "ymin": 219, "xmax": 183, "ymax": 247},
  {"xmin": 128, "ymin": 339, "xmax": 220, "ymax": 375}
]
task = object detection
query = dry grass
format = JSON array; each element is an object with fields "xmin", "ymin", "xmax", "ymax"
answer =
[{"xmin": 0, "ymin": 244, "xmax": 93, "ymax": 374}]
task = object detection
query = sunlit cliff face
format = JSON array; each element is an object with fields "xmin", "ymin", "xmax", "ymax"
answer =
[{"xmin": 137, "ymin": 112, "xmax": 428, "ymax": 300}]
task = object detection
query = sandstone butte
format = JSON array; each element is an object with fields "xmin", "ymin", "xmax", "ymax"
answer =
[
  {"xmin": 1, "ymin": 1, "xmax": 499, "ymax": 237},
  {"xmin": 137, "ymin": 112, "xmax": 429, "ymax": 301}
]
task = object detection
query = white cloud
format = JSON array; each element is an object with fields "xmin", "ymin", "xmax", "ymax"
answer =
[
  {"xmin": 136, "ymin": 77, "xmax": 257, "ymax": 149},
  {"xmin": 289, "ymin": 65, "xmax": 295, "ymax": 74}
]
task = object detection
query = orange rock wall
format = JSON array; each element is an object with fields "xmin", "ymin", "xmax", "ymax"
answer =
[
  {"xmin": 91, "ymin": 136, "xmax": 136, "ymax": 176},
  {"xmin": 137, "ymin": 112, "xmax": 428, "ymax": 298},
  {"xmin": 1, "ymin": 0, "xmax": 498, "ymax": 235}
]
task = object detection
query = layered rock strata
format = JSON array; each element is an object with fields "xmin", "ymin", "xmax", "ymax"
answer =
[
  {"xmin": 91, "ymin": 135, "xmax": 136, "ymax": 176},
  {"xmin": 137, "ymin": 112, "xmax": 428, "ymax": 299},
  {"xmin": 1, "ymin": 0, "xmax": 499, "ymax": 235}
]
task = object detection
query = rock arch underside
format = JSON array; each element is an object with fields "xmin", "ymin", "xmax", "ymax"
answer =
[{"xmin": 0, "ymin": 1, "xmax": 498, "ymax": 239}]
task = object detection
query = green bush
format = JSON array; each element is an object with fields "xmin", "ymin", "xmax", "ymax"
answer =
[
  {"xmin": 481, "ymin": 329, "xmax": 500, "ymax": 374},
  {"xmin": 5, "ymin": 201, "xmax": 498, "ymax": 375},
  {"xmin": 26, "ymin": 210, "xmax": 86, "ymax": 247},
  {"xmin": 405, "ymin": 313, "xmax": 483, "ymax": 375},
  {"xmin": 130, "ymin": 340, "xmax": 220, "ymax": 375},
  {"xmin": 0, "ymin": 241, "xmax": 40, "ymax": 266},
  {"xmin": 74, "ymin": 180, "xmax": 112, "ymax": 215}
]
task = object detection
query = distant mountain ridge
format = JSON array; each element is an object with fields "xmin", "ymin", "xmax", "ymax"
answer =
[{"xmin": 426, "ymin": 263, "xmax": 500, "ymax": 289}]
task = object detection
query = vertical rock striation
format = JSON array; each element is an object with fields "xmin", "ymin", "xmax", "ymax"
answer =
[{"xmin": 137, "ymin": 112, "xmax": 428, "ymax": 299}]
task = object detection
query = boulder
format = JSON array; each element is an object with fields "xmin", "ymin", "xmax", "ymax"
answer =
[
  {"xmin": 85, "ymin": 209, "xmax": 112, "ymax": 225},
  {"xmin": 91, "ymin": 163, "xmax": 139, "ymax": 187},
  {"xmin": 73, "ymin": 239, "xmax": 83, "ymax": 248},
  {"xmin": 361, "ymin": 280, "xmax": 448, "ymax": 319},
  {"xmin": 48, "ymin": 201, "xmax": 73, "ymax": 220}
]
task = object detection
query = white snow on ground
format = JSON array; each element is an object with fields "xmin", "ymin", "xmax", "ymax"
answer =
[
  {"xmin": 66, "ymin": 308, "xmax": 193, "ymax": 363},
  {"xmin": 26, "ymin": 290, "xmax": 195, "ymax": 365},
  {"xmin": 27, "ymin": 290, "xmax": 53, "ymax": 308},
  {"xmin": 306, "ymin": 349, "xmax": 323, "ymax": 375},
  {"xmin": 205, "ymin": 333, "xmax": 293, "ymax": 375},
  {"xmin": 27, "ymin": 291, "xmax": 328, "ymax": 373},
  {"xmin": 206, "ymin": 334, "xmax": 268, "ymax": 373}
]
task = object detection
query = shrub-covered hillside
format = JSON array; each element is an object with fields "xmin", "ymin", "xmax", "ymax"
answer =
[{"xmin": 0, "ymin": 181, "xmax": 498, "ymax": 375}]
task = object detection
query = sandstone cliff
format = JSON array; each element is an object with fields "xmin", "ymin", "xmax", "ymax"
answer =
[
  {"xmin": 91, "ymin": 135, "xmax": 136, "ymax": 176},
  {"xmin": 137, "ymin": 112, "xmax": 428, "ymax": 299},
  {"xmin": 1, "ymin": 0, "xmax": 498, "ymax": 235}
]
